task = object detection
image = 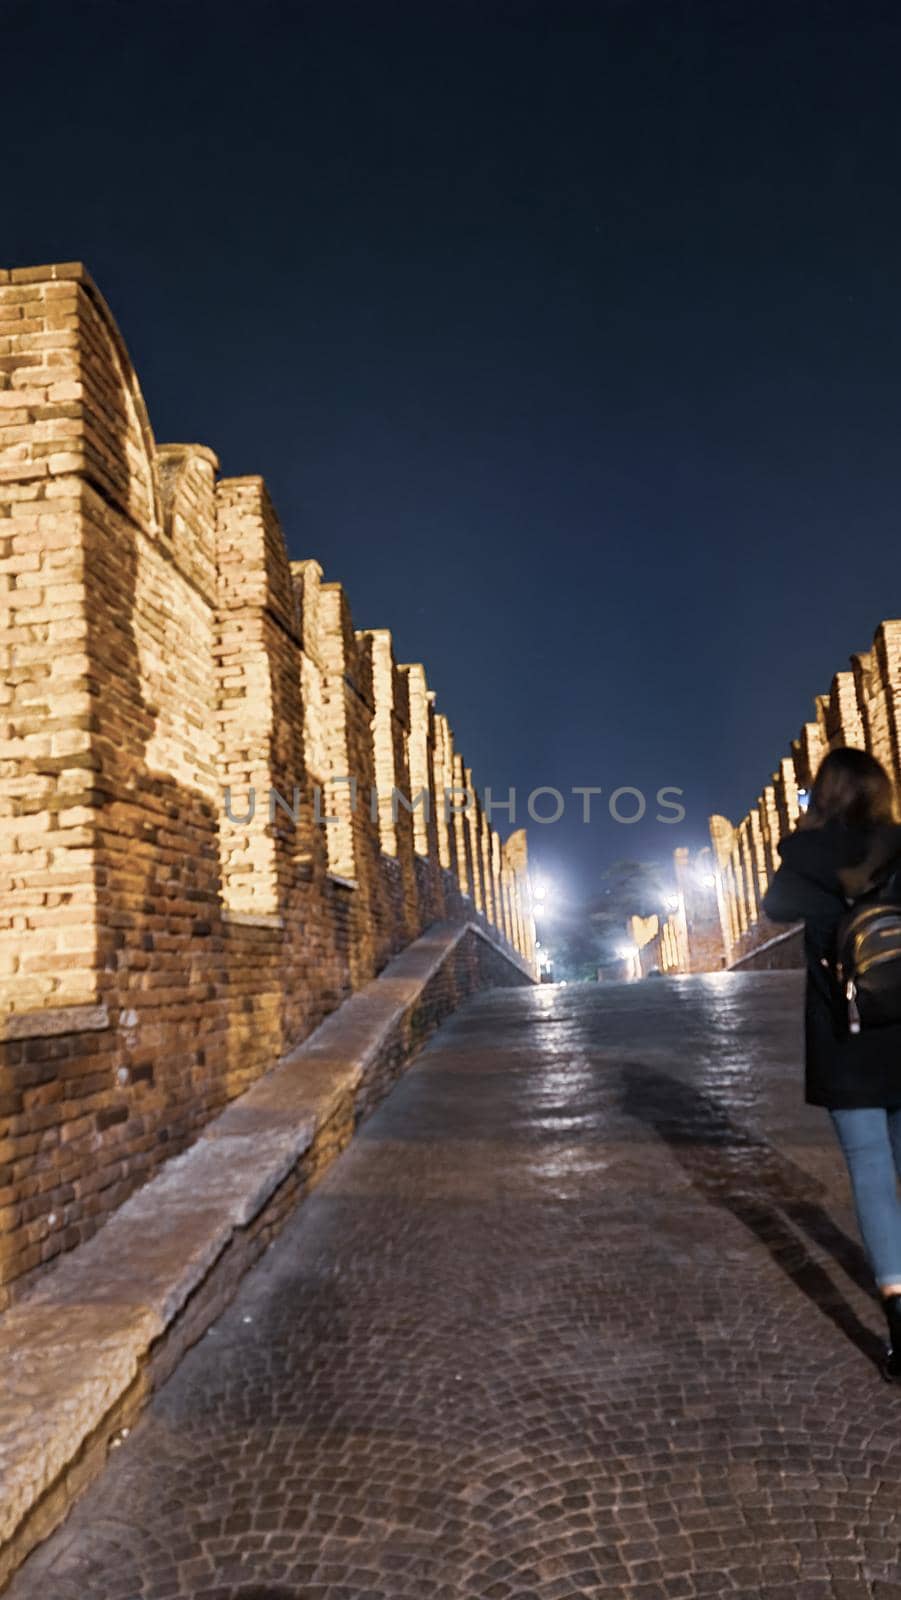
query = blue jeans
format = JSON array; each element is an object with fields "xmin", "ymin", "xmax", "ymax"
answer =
[{"xmin": 829, "ymin": 1107, "xmax": 901, "ymax": 1289}]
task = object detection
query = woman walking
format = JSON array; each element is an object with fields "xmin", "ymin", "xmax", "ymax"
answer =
[{"xmin": 763, "ymin": 746, "xmax": 901, "ymax": 1379}]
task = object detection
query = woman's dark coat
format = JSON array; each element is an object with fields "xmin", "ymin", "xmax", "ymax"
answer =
[{"xmin": 763, "ymin": 819, "xmax": 901, "ymax": 1108}]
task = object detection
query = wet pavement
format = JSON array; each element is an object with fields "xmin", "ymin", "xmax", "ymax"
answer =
[{"xmin": 10, "ymin": 972, "xmax": 901, "ymax": 1600}]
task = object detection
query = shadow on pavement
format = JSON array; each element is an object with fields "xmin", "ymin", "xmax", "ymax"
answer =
[{"xmin": 620, "ymin": 1064, "xmax": 886, "ymax": 1371}]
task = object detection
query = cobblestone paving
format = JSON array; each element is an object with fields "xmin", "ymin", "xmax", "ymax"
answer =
[{"xmin": 12, "ymin": 974, "xmax": 901, "ymax": 1600}]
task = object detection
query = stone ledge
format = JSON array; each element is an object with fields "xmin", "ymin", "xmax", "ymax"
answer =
[
  {"xmin": 6, "ymin": 262, "xmax": 86, "ymax": 285},
  {"xmin": 2, "ymin": 1004, "xmax": 110, "ymax": 1042},
  {"xmin": 0, "ymin": 919, "xmax": 531, "ymax": 1591},
  {"xmin": 730, "ymin": 922, "xmax": 804, "ymax": 971},
  {"xmin": 220, "ymin": 909, "xmax": 285, "ymax": 930}
]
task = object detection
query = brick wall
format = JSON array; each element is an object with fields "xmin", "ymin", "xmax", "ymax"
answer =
[
  {"xmin": 628, "ymin": 845, "xmax": 726, "ymax": 977},
  {"xmin": 709, "ymin": 619, "xmax": 901, "ymax": 968},
  {"xmin": 0, "ymin": 263, "xmax": 538, "ymax": 1305}
]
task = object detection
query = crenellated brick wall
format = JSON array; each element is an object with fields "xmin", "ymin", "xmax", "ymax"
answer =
[
  {"xmin": 710, "ymin": 619, "xmax": 901, "ymax": 968},
  {"xmin": 627, "ymin": 845, "xmax": 726, "ymax": 978},
  {"xmin": 0, "ymin": 263, "xmax": 537, "ymax": 1306}
]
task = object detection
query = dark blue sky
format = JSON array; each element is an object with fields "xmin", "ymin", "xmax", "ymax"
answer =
[{"xmin": 7, "ymin": 0, "xmax": 901, "ymax": 902}]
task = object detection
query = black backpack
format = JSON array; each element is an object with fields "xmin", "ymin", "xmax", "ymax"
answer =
[{"xmin": 835, "ymin": 869, "xmax": 901, "ymax": 1034}]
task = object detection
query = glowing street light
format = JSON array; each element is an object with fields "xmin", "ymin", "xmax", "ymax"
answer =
[{"xmin": 532, "ymin": 877, "xmax": 551, "ymax": 910}]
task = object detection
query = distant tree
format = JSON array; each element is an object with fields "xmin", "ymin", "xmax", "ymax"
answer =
[
  {"xmin": 540, "ymin": 912, "xmax": 604, "ymax": 983},
  {"xmin": 588, "ymin": 860, "xmax": 669, "ymax": 969},
  {"xmin": 538, "ymin": 860, "xmax": 671, "ymax": 979}
]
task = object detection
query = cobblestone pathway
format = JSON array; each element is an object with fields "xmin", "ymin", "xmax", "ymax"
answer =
[{"xmin": 11, "ymin": 974, "xmax": 901, "ymax": 1600}]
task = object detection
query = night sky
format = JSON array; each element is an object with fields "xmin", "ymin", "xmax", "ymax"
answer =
[{"xmin": 7, "ymin": 0, "xmax": 901, "ymax": 904}]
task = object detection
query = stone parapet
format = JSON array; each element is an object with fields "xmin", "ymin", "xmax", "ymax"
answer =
[{"xmin": 0, "ymin": 918, "xmax": 531, "ymax": 1590}]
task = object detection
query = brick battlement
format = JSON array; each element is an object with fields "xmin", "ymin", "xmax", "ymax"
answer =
[
  {"xmin": 709, "ymin": 621, "xmax": 901, "ymax": 966},
  {"xmin": 0, "ymin": 264, "xmax": 536, "ymax": 1304}
]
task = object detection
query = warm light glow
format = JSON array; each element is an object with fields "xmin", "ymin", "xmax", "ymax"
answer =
[{"xmin": 616, "ymin": 943, "xmax": 638, "ymax": 960}]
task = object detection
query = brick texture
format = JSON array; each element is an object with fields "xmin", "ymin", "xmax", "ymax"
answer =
[
  {"xmin": 0, "ymin": 263, "xmax": 538, "ymax": 1306},
  {"xmin": 710, "ymin": 619, "xmax": 901, "ymax": 968}
]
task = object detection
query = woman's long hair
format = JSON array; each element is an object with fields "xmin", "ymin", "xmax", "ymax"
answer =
[{"xmin": 804, "ymin": 746, "xmax": 896, "ymax": 830}]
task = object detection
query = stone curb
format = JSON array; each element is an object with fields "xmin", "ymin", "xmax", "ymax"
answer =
[
  {"xmin": 0, "ymin": 919, "xmax": 532, "ymax": 1589},
  {"xmin": 729, "ymin": 922, "xmax": 804, "ymax": 971}
]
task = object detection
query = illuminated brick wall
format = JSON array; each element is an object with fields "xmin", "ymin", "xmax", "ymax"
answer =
[
  {"xmin": 628, "ymin": 846, "xmax": 725, "ymax": 976},
  {"xmin": 710, "ymin": 622, "xmax": 901, "ymax": 967},
  {"xmin": 0, "ymin": 263, "xmax": 537, "ymax": 1304}
]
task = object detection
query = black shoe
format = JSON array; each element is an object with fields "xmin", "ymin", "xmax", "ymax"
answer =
[{"xmin": 881, "ymin": 1292, "xmax": 901, "ymax": 1382}]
